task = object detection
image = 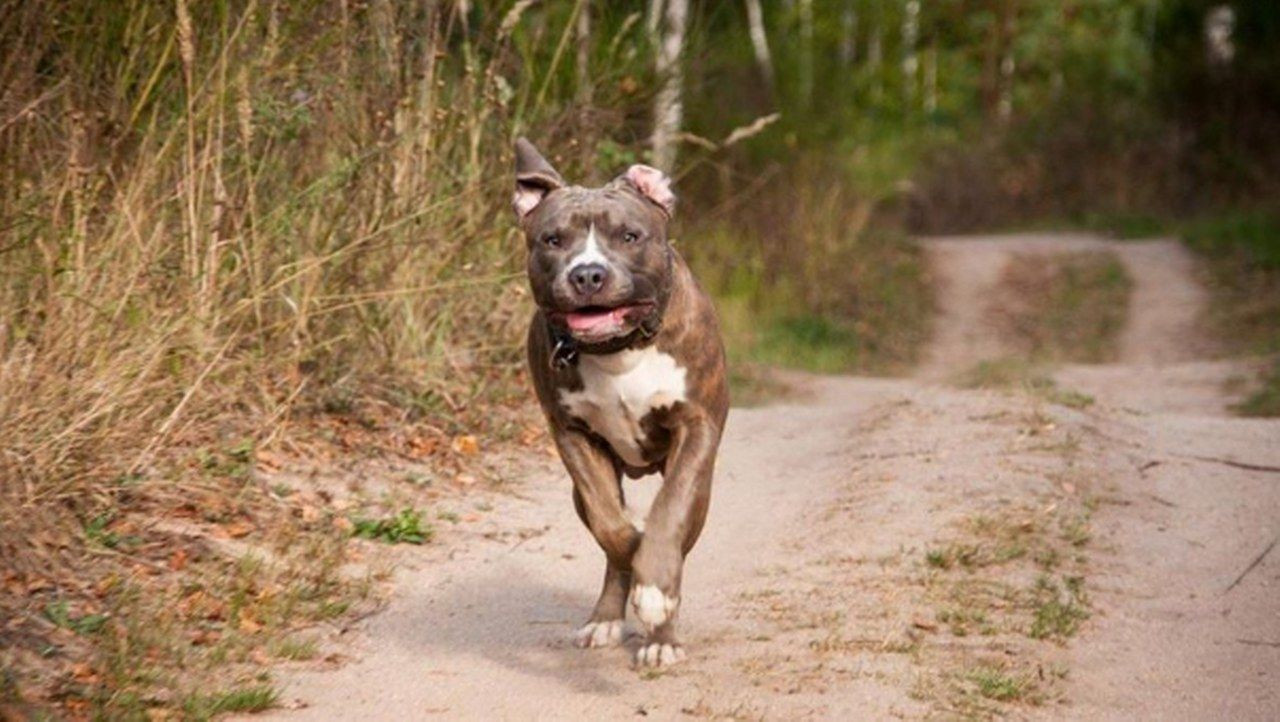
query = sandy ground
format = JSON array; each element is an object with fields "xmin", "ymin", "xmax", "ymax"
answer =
[{"xmin": 251, "ymin": 234, "xmax": 1279, "ymax": 721}]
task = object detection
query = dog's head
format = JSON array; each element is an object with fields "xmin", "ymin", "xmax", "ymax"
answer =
[{"xmin": 513, "ymin": 138, "xmax": 677, "ymax": 348}]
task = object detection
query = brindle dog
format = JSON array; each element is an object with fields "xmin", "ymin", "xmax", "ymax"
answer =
[{"xmin": 513, "ymin": 139, "xmax": 729, "ymax": 668}]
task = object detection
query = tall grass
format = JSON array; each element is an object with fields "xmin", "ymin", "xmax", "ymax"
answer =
[
  {"xmin": 0, "ymin": 2, "xmax": 646, "ymax": 708},
  {"xmin": 0, "ymin": 1, "xmax": 601, "ymax": 570}
]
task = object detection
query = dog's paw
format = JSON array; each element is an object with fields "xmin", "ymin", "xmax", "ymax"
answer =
[
  {"xmin": 633, "ymin": 641, "xmax": 686, "ymax": 669},
  {"xmin": 630, "ymin": 584, "xmax": 678, "ymax": 632},
  {"xmin": 573, "ymin": 619, "xmax": 624, "ymax": 649}
]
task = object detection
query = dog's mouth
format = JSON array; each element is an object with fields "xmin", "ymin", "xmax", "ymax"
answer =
[{"xmin": 556, "ymin": 302, "xmax": 654, "ymax": 341}]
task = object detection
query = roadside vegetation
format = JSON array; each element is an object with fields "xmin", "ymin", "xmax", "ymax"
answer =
[
  {"xmin": 988, "ymin": 251, "xmax": 1133, "ymax": 364},
  {"xmin": 1182, "ymin": 210, "xmax": 1280, "ymax": 416}
]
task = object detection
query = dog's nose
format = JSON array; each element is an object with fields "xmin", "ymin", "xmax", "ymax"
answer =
[{"xmin": 568, "ymin": 263, "xmax": 608, "ymax": 297}]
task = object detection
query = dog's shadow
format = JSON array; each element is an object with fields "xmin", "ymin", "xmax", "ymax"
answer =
[{"xmin": 382, "ymin": 560, "xmax": 642, "ymax": 697}]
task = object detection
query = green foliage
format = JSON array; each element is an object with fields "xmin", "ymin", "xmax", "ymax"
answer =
[
  {"xmin": 1028, "ymin": 575, "xmax": 1090, "ymax": 640},
  {"xmin": 182, "ymin": 684, "xmax": 278, "ymax": 719},
  {"xmin": 968, "ymin": 665, "xmax": 1036, "ymax": 702},
  {"xmin": 352, "ymin": 509, "xmax": 433, "ymax": 545},
  {"xmin": 1234, "ymin": 361, "xmax": 1280, "ymax": 417},
  {"xmin": 42, "ymin": 601, "xmax": 109, "ymax": 637},
  {"xmin": 1180, "ymin": 209, "xmax": 1280, "ymax": 417},
  {"xmin": 1183, "ymin": 210, "xmax": 1280, "ymax": 270}
]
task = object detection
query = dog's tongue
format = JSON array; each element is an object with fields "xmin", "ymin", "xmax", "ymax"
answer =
[{"xmin": 565, "ymin": 307, "xmax": 628, "ymax": 335}]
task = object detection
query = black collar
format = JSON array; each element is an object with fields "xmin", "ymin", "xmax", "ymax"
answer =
[{"xmin": 546, "ymin": 314, "xmax": 662, "ymax": 370}]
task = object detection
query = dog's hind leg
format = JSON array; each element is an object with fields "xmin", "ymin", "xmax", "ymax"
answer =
[
  {"xmin": 557, "ymin": 430, "xmax": 641, "ymax": 648},
  {"xmin": 629, "ymin": 403, "xmax": 720, "ymax": 667}
]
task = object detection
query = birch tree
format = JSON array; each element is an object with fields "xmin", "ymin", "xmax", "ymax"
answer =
[
  {"xmin": 799, "ymin": 0, "xmax": 814, "ymax": 109},
  {"xmin": 651, "ymin": 0, "xmax": 687, "ymax": 172},
  {"xmin": 902, "ymin": 0, "xmax": 920, "ymax": 106},
  {"xmin": 840, "ymin": 1, "xmax": 858, "ymax": 67},
  {"xmin": 744, "ymin": 0, "xmax": 776, "ymax": 90}
]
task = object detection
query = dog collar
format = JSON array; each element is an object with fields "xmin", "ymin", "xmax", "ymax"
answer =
[
  {"xmin": 546, "ymin": 314, "xmax": 662, "ymax": 371},
  {"xmin": 550, "ymin": 332, "xmax": 579, "ymax": 370}
]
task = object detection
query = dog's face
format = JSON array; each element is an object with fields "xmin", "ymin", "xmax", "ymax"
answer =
[{"xmin": 513, "ymin": 139, "xmax": 677, "ymax": 346}]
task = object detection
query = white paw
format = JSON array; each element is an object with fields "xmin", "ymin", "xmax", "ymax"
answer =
[
  {"xmin": 634, "ymin": 642, "xmax": 686, "ymax": 668},
  {"xmin": 573, "ymin": 619, "xmax": 624, "ymax": 648},
  {"xmin": 630, "ymin": 584, "xmax": 678, "ymax": 632}
]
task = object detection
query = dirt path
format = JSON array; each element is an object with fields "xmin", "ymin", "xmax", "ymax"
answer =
[{"xmin": 255, "ymin": 234, "xmax": 1279, "ymax": 720}]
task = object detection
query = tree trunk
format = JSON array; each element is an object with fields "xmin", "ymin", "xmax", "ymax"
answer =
[
  {"xmin": 869, "ymin": 2, "xmax": 884, "ymax": 100},
  {"xmin": 924, "ymin": 42, "xmax": 937, "ymax": 113},
  {"xmin": 840, "ymin": 1, "xmax": 858, "ymax": 66},
  {"xmin": 651, "ymin": 0, "xmax": 687, "ymax": 172},
  {"xmin": 997, "ymin": 0, "xmax": 1016, "ymax": 122},
  {"xmin": 798, "ymin": 0, "xmax": 814, "ymax": 109},
  {"xmin": 902, "ymin": 0, "xmax": 920, "ymax": 107},
  {"xmin": 744, "ymin": 0, "xmax": 776, "ymax": 91},
  {"xmin": 576, "ymin": 0, "xmax": 592, "ymax": 105}
]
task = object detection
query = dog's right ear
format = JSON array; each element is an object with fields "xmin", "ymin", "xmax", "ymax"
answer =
[{"xmin": 513, "ymin": 138, "xmax": 564, "ymax": 221}]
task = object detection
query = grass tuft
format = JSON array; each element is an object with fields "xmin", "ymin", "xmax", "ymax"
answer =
[
  {"xmin": 352, "ymin": 508, "xmax": 433, "ymax": 545},
  {"xmin": 183, "ymin": 684, "xmax": 278, "ymax": 719},
  {"xmin": 988, "ymin": 251, "xmax": 1133, "ymax": 363},
  {"xmin": 1028, "ymin": 575, "xmax": 1090, "ymax": 640},
  {"xmin": 967, "ymin": 665, "xmax": 1037, "ymax": 702}
]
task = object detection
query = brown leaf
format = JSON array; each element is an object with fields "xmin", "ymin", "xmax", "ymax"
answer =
[
  {"xmin": 911, "ymin": 618, "xmax": 939, "ymax": 632},
  {"xmin": 451, "ymin": 434, "xmax": 480, "ymax": 456},
  {"xmin": 255, "ymin": 449, "xmax": 285, "ymax": 471},
  {"xmin": 168, "ymin": 549, "xmax": 189, "ymax": 571},
  {"xmin": 224, "ymin": 520, "xmax": 254, "ymax": 538},
  {"xmin": 69, "ymin": 662, "xmax": 98, "ymax": 683},
  {"xmin": 239, "ymin": 615, "xmax": 262, "ymax": 634}
]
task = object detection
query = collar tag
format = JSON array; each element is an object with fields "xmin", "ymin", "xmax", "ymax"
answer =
[{"xmin": 551, "ymin": 337, "xmax": 578, "ymax": 370}]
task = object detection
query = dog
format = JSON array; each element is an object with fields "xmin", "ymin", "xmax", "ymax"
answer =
[{"xmin": 513, "ymin": 138, "xmax": 729, "ymax": 668}]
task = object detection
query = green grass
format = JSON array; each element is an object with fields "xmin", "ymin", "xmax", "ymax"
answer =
[
  {"xmin": 967, "ymin": 665, "xmax": 1037, "ymax": 702},
  {"xmin": 352, "ymin": 508, "xmax": 432, "ymax": 545},
  {"xmin": 691, "ymin": 187, "xmax": 933, "ymax": 378},
  {"xmin": 991, "ymin": 251, "xmax": 1133, "ymax": 363},
  {"xmin": 1028, "ymin": 575, "xmax": 1090, "ymax": 640},
  {"xmin": 182, "ymin": 684, "xmax": 278, "ymax": 719},
  {"xmin": 1181, "ymin": 209, "xmax": 1280, "ymax": 416},
  {"xmin": 42, "ymin": 601, "xmax": 109, "ymax": 637},
  {"xmin": 955, "ymin": 357, "xmax": 1094, "ymax": 409},
  {"xmin": 1234, "ymin": 361, "xmax": 1280, "ymax": 416}
]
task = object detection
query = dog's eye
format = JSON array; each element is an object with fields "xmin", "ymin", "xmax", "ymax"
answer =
[
  {"xmin": 622, "ymin": 230, "xmax": 640, "ymax": 244},
  {"xmin": 542, "ymin": 234, "xmax": 561, "ymax": 248}
]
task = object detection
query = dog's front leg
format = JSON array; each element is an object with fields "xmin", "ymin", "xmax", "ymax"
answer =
[
  {"xmin": 555, "ymin": 430, "xmax": 641, "ymax": 647},
  {"xmin": 629, "ymin": 402, "xmax": 720, "ymax": 666}
]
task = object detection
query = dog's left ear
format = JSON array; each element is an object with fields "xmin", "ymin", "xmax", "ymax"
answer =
[
  {"xmin": 621, "ymin": 164, "xmax": 676, "ymax": 217},
  {"xmin": 514, "ymin": 138, "xmax": 565, "ymax": 220}
]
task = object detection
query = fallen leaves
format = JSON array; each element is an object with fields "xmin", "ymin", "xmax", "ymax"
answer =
[{"xmin": 451, "ymin": 434, "xmax": 480, "ymax": 456}]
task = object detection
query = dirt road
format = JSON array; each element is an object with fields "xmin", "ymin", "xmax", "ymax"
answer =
[{"xmin": 256, "ymin": 234, "xmax": 1279, "ymax": 720}]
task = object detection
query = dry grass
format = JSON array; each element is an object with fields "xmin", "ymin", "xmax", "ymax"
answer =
[
  {"xmin": 0, "ymin": 2, "xmax": 606, "ymax": 715},
  {"xmin": 987, "ymin": 251, "xmax": 1132, "ymax": 363}
]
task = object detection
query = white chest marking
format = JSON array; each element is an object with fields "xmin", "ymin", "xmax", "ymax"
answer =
[{"xmin": 559, "ymin": 347, "xmax": 687, "ymax": 467}]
